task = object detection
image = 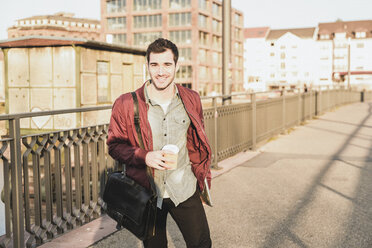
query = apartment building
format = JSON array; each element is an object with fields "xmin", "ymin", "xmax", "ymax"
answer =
[
  {"xmin": 318, "ymin": 20, "xmax": 372, "ymax": 89},
  {"xmin": 101, "ymin": 0, "xmax": 244, "ymax": 95},
  {"xmin": 7, "ymin": 12, "xmax": 103, "ymax": 41},
  {"xmin": 264, "ymin": 28, "xmax": 317, "ymax": 89},
  {"xmin": 243, "ymin": 27, "xmax": 269, "ymax": 90}
]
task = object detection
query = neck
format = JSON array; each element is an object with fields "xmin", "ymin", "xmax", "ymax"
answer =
[{"xmin": 148, "ymin": 82, "xmax": 175, "ymax": 103}]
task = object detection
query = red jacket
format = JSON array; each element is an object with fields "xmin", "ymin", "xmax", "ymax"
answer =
[{"xmin": 107, "ymin": 83, "xmax": 212, "ymax": 192}]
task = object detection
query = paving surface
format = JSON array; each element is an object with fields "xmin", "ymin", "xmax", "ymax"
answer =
[{"xmin": 86, "ymin": 102, "xmax": 372, "ymax": 247}]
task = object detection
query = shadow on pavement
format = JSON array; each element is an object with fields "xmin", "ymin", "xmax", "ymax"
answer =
[{"xmin": 259, "ymin": 103, "xmax": 372, "ymax": 248}]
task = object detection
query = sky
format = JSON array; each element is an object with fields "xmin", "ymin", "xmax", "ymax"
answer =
[{"xmin": 1, "ymin": 0, "xmax": 372, "ymax": 40}]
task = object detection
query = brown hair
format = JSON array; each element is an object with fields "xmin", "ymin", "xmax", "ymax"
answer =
[{"xmin": 146, "ymin": 38, "xmax": 179, "ymax": 64}]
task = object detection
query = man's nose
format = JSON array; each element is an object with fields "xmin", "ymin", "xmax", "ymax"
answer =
[{"xmin": 158, "ymin": 66, "xmax": 165, "ymax": 75}]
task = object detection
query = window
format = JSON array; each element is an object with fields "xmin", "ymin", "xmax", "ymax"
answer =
[
  {"xmin": 212, "ymin": 68, "xmax": 218, "ymax": 81},
  {"xmin": 280, "ymin": 62, "xmax": 285, "ymax": 69},
  {"xmin": 357, "ymin": 43, "xmax": 364, "ymax": 48},
  {"xmin": 176, "ymin": 65, "xmax": 192, "ymax": 79},
  {"xmin": 335, "ymin": 32, "xmax": 346, "ymax": 38},
  {"xmin": 234, "ymin": 13, "xmax": 241, "ymax": 25},
  {"xmin": 107, "ymin": 0, "xmax": 126, "ymax": 13},
  {"xmin": 134, "ymin": 32, "xmax": 162, "ymax": 46},
  {"xmin": 169, "ymin": 30, "xmax": 192, "ymax": 44},
  {"xmin": 169, "ymin": 12, "xmax": 191, "ymax": 26},
  {"xmin": 97, "ymin": 61, "xmax": 109, "ymax": 103},
  {"xmin": 198, "ymin": 0, "xmax": 208, "ymax": 10},
  {"xmin": 270, "ymin": 52, "xmax": 275, "ymax": 57},
  {"xmin": 212, "ymin": 3, "xmax": 221, "ymax": 17},
  {"xmin": 198, "ymin": 14, "xmax": 208, "ymax": 29},
  {"xmin": 212, "ymin": 35, "xmax": 221, "ymax": 48},
  {"xmin": 356, "ymin": 32, "xmax": 366, "ymax": 38},
  {"xmin": 234, "ymin": 42, "xmax": 242, "ymax": 53},
  {"xmin": 280, "ymin": 45, "xmax": 286, "ymax": 49},
  {"xmin": 179, "ymin": 47, "xmax": 192, "ymax": 61},
  {"xmin": 234, "ymin": 27, "xmax": 241, "ymax": 39},
  {"xmin": 107, "ymin": 17, "xmax": 126, "ymax": 30},
  {"xmin": 199, "ymin": 49, "xmax": 207, "ymax": 63},
  {"xmin": 133, "ymin": 0, "xmax": 161, "ymax": 11},
  {"xmin": 170, "ymin": 0, "xmax": 191, "ymax": 8},
  {"xmin": 199, "ymin": 31, "xmax": 209, "ymax": 46},
  {"xmin": 280, "ymin": 53, "xmax": 285, "ymax": 59},
  {"xmin": 199, "ymin": 66, "xmax": 208, "ymax": 79},
  {"xmin": 134, "ymin": 15, "xmax": 162, "ymax": 28},
  {"xmin": 211, "ymin": 51, "xmax": 221, "ymax": 65},
  {"xmin": 235, "ymin": 56, "xmax": 239, "ymax": 67},
  {"xmin": 113, "ymin": 34, "xmax": 127, "ymax": 44},
  {"xmin": 212, "ymin": 19, "xmax": 221, "ymax": 33}
]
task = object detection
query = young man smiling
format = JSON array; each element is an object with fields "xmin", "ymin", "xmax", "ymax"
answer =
[{"xmin": 107, "ymin": 38, "xmax": 212, "ymax": 247}]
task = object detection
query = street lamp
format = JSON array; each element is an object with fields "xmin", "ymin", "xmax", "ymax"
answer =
[
  {"xmin": 347, "ymin": 37, "xmax": 351, "ymax": 89},
  {"xmin": 222, "ymin": 0, "xmax": 231, "ymax": 104}
]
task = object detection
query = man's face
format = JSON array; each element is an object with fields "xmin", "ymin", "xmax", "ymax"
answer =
[{"xmin": 147, "ymin": 49, "xmax": 178, "ymax": 91}]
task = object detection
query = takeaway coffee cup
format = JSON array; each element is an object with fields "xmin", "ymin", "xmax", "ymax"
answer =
[{"xmin": 162, "ymin": 144, "xmax": 179, "ymax": 170}]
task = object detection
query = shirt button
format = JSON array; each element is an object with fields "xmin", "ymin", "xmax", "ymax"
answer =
[
  {"xmin": 163, "ymin": 118, "xmax": 166, "ymax": 121},
  {"xmin": 164, "ymin": 134, "xmax": 167, "ymax": 136}
]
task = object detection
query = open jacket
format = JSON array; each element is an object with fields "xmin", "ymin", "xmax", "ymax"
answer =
[{"xmin": 107, "ymin": 83, "xmax": 212, "ymax": 192}]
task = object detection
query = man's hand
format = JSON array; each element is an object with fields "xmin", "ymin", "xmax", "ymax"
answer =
[{"xmin": 145, "ymin": 150, "xmax": 173, "ymax": 170}]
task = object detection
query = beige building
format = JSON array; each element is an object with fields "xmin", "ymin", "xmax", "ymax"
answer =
[
  {"xmin": 7, "ymin": 12, "xmax": 103, "ymax": 41},
  {"xmin": 0, "ymin": 36, "xmax": 146, "ymax": 131},
  {"xmin": 0, "ymin": 52, "xmax": 4, "ymax": 103},
  {"xmin": 100, "ymin": 0, "xmax": 244, "ymax": 95}
]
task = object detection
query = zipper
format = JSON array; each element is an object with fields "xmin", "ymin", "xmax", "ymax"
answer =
[
  {"xmin": 145, "ymin": 102, "xmax": 155, "ymax": 177},
  {"xmin": 182, "ymin": 100, "xmax": 210, "ymax": 184}
]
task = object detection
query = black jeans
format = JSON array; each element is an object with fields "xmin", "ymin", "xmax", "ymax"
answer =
[{"xmin": 143, "ymin": 190, "xmax": 212, "ymax": 248}]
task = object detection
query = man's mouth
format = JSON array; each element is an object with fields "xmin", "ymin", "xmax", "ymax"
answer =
[{"xmin": 156, "ymin": 76, "xmax": 167, "ymax": 83}]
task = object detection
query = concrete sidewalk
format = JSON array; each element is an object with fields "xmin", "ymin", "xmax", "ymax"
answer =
[{"xmin": 46, "ymin": 101, "xmax": 372, "ymax": 248}]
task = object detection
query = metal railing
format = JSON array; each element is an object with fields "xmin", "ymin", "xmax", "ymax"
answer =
[{"xmin": 0, "ymin": 87, "xmax": 369, "ymax": 247}]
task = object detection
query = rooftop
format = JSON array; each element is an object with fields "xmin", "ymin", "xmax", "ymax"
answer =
[
  {"xmin": 318, "ymin": 20, "xmax": 372, "ymax": 38},
  {"xmin": 244, "ymin": 27, "xmax": 270, "ymax": 39},
  {"xmin": 14, "ymin": 12, "xmax": 100, "ymax": 25},
  {"xmin": 266, "ymin": 27, "xmax": 316, "ymax": 40},
  {"xmin": 0, "ymin": 36, "xmax": 146, "ymax": 55}
]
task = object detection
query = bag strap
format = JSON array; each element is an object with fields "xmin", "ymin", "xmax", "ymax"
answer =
[{"xmin": 131, "ymin": 92, "xmax": 157, "ymax": 197}]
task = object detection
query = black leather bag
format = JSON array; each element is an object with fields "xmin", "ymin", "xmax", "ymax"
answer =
[{"xmin": 103, "ymin": 92, "xmax": 157, "ymax": 240}]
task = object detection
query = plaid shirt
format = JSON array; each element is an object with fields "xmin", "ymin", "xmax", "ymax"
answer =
[{"xmin": 144, "ymin": 83, "xmax": 197, "ymax": 208}]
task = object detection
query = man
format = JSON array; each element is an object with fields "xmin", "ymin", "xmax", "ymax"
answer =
[{"xmin": 107, "ymin": 38, "xmax": 212, "ymax": 248}]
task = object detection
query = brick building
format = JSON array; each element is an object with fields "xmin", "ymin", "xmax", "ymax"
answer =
[
  {"xmin": 7, "ymin": 12, "xmax": 103, "ymax": 41},
  {"xmin": 100, "ymin": 0, "xmax": 244, "ymax": 95}
]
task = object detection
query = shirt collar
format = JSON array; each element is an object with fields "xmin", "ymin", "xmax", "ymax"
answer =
[{"xmin": 144, "ymin": 80, "xmax": 179, "ymax": 106}]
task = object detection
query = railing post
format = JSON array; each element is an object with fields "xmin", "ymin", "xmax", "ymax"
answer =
[
  {"xmin": 316, "ymin": 89, "xmax": 321, "ymax": 116},
  {"xmin": 297, "ymin": 88, "xmax": 301, "ymax": 125},
  {"xmin": 9, "ymin": 118, "xmax": 25, "ymax": 247},
  {"xmin": 282, "ymin": 90, "xmax": 286, "ymax": 132},
  {"xmin": 212, "ymin": 97, "xmax": 219, "ymax": 169},
  {"xmin": 251, "ymin": 93, "xmax": 256, "ymax": 151},
  {"xmin": 309, "ymin": 89, "xmax": 313, "ymax": 119}
]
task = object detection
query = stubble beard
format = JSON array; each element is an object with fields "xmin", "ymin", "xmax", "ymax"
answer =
[{"xmin": 151, "ymin": 74, "xmax": 175, "ymax": 92}]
